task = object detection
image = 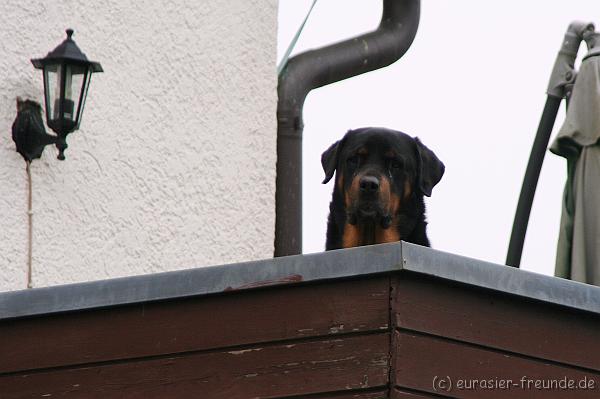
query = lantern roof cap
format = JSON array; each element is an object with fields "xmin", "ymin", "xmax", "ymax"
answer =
[{"xmin": 31, "ymin": 29, "xmax": 103, "ymax": 73}]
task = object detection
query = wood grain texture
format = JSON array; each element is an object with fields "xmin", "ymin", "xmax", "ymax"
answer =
[
  {"xmin": 1, "ymin": 277, "xmax": 389, "ymax": 374},
  {"xmin": 391, "ymin": 388, "xmax": 443, "ymax": 398},
  {"xmin": 0, "ymin": 333, "xmax": 390, "ymax": 399},
  {"xmin": 394, "ymin": 331, "xmax": 600, "ymax": 399},
  {"xmin": 306, "ymin": 389, "xmax": 389, "ymax": 398},
  {"xmin": 394, "ymin": 276, "xmax": 600, "ymax": 370}
]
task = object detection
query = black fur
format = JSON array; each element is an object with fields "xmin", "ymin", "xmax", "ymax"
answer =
[{"xmin": 321, "ymin": 127, "xmax": 444, "ymax": 250}]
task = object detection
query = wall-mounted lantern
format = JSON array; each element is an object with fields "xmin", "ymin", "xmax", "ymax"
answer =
[{"xmin": 12, "ymin": 29, "xmax": 103, "ymax": 161}]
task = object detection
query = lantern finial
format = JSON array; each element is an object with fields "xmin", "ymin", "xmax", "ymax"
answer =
[{"xmin": 66, "ymin": 29, "xmax": 74, "ymax": 40}]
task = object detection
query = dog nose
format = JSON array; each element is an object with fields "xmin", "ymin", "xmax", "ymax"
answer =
[{"xmin": 359, "ymin": 175, "xmax": 380, "ymax": 194}]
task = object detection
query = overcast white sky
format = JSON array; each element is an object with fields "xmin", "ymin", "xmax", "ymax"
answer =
[{"xmin": 277, "ymin": 1, "xmax": 599, "ymax": 275}]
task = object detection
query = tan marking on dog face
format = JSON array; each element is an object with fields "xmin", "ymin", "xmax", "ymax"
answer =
[
  {"xmin": 379, "ymin": 175, "xmax": 402, "ymax": 217},
  {"xmin": 376, "ymin": 177, "xmax": 401, "ymax": 243},
  {"xmin": 357, "ymin": 147, "xmax": 368, "ymax": 156},
  {"xmin": 404, "ymin": 180, "xmax": 412, "ymax": 200},
  {"xmin": 342, "ymin": 223, "xmax": 361, "ymax": 248},
  {"xmin": 379, "ymin": 175, "xmax": 390, "ymax": 196},
  {"xmin": 378, "ymin": 175, "xmax": 391, "ymax": 209},
  {"xmin": 337, "ymin": 173, "xmax": 344, "ymax": 192},
  {"xmin": 384, "ymin": 149, "xmax": 396, "ymax": 158},
  {"xmin": 390, "ymin": 191, "xmax": 401, "ymax": 216},
  {"xmin": 345, "ymin": 174, "xmax": 361, "ymax": 209}
]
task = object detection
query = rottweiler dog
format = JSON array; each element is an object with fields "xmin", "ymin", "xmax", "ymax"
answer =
[{"xmin": 321, "ymin": 127, "xmax": 444, "ymax": 249}]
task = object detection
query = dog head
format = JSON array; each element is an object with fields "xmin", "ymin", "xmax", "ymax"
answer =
[{"xmin": 322, "ymin": 127, "xmax": 444, "ymax": 231}]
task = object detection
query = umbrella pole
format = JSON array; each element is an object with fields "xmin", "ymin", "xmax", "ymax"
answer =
[
  {"xmin": 506, "ymin": 96, "xmax": 561, "ymax": 267},
  {"xmin": 505, "ymin": 21, "xmax": 594, "ymax": 268}
]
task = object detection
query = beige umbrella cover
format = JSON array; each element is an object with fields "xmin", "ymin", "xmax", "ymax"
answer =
[{"xmin": 551, "ymin": 54, "xmax": 600, "ymax": 285}]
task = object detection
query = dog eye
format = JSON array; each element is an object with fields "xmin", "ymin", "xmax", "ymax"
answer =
[
  {"xmin": 346, "ymin": 155, "xmax": 359, "ymax": 166},
  {"xmin": 390, "ymin": 159, "xmax": 403, "ymax": 169}
]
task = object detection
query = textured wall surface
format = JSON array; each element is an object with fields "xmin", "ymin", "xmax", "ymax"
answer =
[{"xmin": 0, "ymin": 0, "xmax": 278, "ymax": 291}]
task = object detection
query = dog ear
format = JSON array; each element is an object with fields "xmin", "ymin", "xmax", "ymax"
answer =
[
  {"xmin": 414, "ymin": 137, "xmax": 445, "ymax": 197},
  {"xmin": 321, "ymin": 140, "xmax": 341, "ymax": 184}
]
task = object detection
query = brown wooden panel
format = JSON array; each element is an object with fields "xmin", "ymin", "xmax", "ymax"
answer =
[
  {"xmin": 0, "ymin": 333, "xmax": 390, "ymax": 399},
  {"xmin": 394, "ymin": 331, "xmax": 600, "ymax": 399},
  {"xmin": 309, "ymin": 389, "xmax": 388, "ymax": 398},
  {"xmin": 390, "ymin": 387, "xmax": 440, "ymax": 399},
  {"xmin": 0, "ymin": 277, "xmax": 389, "ymax": 374},
  {"xmin": 394, "ymin": 276, "xmax": 600, "ymax": 370},
  {"xmin": 391, "ymin": 388, "xmax": 440, "ymax": 398}
]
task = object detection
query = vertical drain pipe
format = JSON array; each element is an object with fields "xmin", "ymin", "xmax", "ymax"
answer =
[{"xmin": 275, "ymin": 0, "xmax": 421, "ymax": 257}]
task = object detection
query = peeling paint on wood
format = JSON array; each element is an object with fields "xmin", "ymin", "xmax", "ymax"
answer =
[
  {"xmin": 1, "ymin": 278, "xmax": 390, "ymax": 374},
  {"xmin": 223, "ymin": 274, "xmax": 304, "ymax": 291},
  {"xmin": 0, "ymin": 333, "xmax": 390, "ymax": 398}
]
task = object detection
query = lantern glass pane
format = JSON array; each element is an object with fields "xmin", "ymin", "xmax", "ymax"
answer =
[
  {"xmin": 76, "ymin": 71, "xmax": 91, "ymax": 128},
  {"xmin": 43, "ymin": 63, "xmax": 61, "ymax": 123},
  {"xmin": 65, "ymin": 64, "xmax": 87, "ymax": 124}
]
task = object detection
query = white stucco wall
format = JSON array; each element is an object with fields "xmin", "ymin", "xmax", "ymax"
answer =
[{"xmin": 0, "ymin": 0, "xmax": 278, "ymax": 291}]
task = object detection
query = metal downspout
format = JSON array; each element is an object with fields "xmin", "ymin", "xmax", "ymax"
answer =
[{"xmin": 275, "ymin": 0, "xmax": 421, "ymax": 257}]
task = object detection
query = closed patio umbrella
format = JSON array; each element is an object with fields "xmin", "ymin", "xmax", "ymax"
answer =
[
  {"xmin": 506, "ymin": 21, "xmax": 593, "ymax": 268},
  {"xmin": 551, "ymin": 32, "xmax": 600, "ymax": 285}
]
